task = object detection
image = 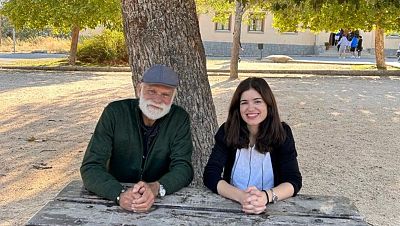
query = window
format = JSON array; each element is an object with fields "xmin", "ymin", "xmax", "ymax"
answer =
[
  {"xmin": 215, "ymin": 16, "xmax": 231, "ymax": 31},
  {"xmin": 248, "ymin": 18, "xmax": 264, "ymax": 32},
  {"xmin": 387, "ymin": 33, "xmax": 399, "ymax": 39}
]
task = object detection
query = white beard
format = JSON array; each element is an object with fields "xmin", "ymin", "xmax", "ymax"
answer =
[{"xmin": 139, "ymin": 91, "xmax": 172, "ymax": 120}]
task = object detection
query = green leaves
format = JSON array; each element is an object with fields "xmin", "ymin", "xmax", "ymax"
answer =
[
  {"xmin": 195, "ymin": 0, "xmax": 268, "ymax": 24},
  {"xmin": 0, "ymin": 0, "xmax": 122, "ymax": 32},
  {"xmin": 267, "ymin": 0, "xmax": 400, "ymax": 33}
]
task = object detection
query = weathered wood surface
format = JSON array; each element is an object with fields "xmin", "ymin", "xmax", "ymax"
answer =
[{"xmin": 27, "ymin": 180, "xmax": 368, "ymax": 225}]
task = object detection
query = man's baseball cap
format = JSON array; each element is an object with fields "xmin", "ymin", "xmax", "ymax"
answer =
[{"xmin": 142, "ymin": 64, "xmax": 179, "ymax": 88}]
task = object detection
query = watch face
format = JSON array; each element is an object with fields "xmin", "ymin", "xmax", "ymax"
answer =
[
  {"xmin": 159, "ymin": 185, "xmax": 166, "ymax": 197},
  {"xmin": 273, "ymin": 195, "xmax": 278, "ymax": 203}
]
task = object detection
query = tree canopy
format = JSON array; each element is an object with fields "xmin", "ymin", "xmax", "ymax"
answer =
[
  {"xmin": 0, "ymin": 0, "xmax": 121, "ymax": 32},
  {"xmin": 196, "ymin": 0, "xmax": 267, "ymax": 24},
  {"xmin": 1, "ymin": 0, "xmax": 122, "ymax": 64},
  {"xmin": 268, "ymin": 0, "xmax": 400, "ymax": 32}
]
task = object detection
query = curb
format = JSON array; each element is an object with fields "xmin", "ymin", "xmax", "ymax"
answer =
[
  {"xmin": 0, "ymin": 65, "xmax": 132, "ymax": 72},
  {"xmin": 1, "ymin": 65, "xmax": 399, "ymax": 77},
  {"xmin": 207, "ymin": 69, "xmax": 400, "ymax": 76}
]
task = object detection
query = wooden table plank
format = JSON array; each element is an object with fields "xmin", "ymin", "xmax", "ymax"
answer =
[
  {"xmin": 55, "ymin": 180, "xmax": 364, "ymax": 219},
  {"xmin": 26, "ymin": 180, "xmax": 368, "ymax": 225},
  {"xmin": 27, "ymin": 200, "xmax": 368, "ymax": 226}
]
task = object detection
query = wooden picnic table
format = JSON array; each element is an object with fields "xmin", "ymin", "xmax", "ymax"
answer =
[{"xmin": 27, "ymin": 180, "xmax": 367, "ymax": 225}]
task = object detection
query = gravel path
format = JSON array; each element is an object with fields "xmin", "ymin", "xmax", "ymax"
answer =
[{"xmin": 0, "ymin": 69, "xmax": 399, "ymax": 226}]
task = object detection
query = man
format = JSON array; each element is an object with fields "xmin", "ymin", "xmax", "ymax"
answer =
[{"xmin": 80, "ymin": 64, "xmax": 194, "ymax": 212}]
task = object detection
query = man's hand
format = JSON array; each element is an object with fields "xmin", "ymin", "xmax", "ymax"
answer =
[
  {"xmin": 130, "ymin": 181, "xmax": 159, "ymax": 212},
  {"xmin": 118, "ymin": 187, "xmax": 141, "ymax": 211}
]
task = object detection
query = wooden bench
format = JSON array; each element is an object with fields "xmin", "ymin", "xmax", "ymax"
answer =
[{"xmin": 27, "ymin": 180, "xmax": 368, "ymax": 225}]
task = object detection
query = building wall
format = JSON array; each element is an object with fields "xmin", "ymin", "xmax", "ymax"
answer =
[
  {"xmin": 203, "ymin": 41, "xmax": 317, "ymax": 57},
  {"xmin": 198, "ymin": 13, "xmax": 400, "ymax": 57}
]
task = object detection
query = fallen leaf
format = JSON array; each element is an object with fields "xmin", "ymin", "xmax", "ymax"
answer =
[{"xmin": 32, "ymin": 163, "xmax": 52, "ymax": 170}]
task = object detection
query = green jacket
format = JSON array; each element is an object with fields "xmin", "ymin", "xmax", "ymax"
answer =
[{"xmin": 80, "ymin": 99, "xmax": 194, "ymax": 202}]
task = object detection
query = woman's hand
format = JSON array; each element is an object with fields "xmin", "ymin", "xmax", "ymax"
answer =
[
  {"xmin": 216, "ymin": 181, "xmax": 267, "ymax": 214},
  {"xmin": 241, "ymin": 186, "xmax": 267, "ymax": 214}
]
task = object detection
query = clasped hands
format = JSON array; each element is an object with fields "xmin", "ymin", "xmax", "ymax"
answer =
[
  {"xmin": 118, "ymin": 181, "xmax": 159, "ymax": 213},
  {"xmin": 239, "ymin": 186, "xmax": 268, "ymax": 214},
  {"xmin": 118, "ymin": 183, "xmax": 267, "ymax": 214}
]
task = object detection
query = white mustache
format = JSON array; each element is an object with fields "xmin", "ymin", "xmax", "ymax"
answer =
[{"xmin": 139, "ymin": 91, "xmax": 172, "ymax": 120}]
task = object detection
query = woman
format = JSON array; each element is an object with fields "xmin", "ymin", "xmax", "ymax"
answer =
[{"xmin": 203, "ymin": 77, "xmax": 302, "ymax": 214}]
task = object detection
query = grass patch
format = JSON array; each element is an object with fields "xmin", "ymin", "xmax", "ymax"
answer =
[
  {"xmin": 0, "ymin": 37, "xmax": 70, "ymax": 53},
  {"xmin": 0, "ymin": 57, "xmax": 130, "ymax": 67},
  {"xmin": 351, "ymin": 64, "xmax": 399, "ymax": 70},
  {"xmin": 0, "ymin": 58, "xmax": 69, "ymax": 67},
  {"xmin": 0, "ymin": 58, "xmax": 130, "ymax": 67},
  {"xmin": 73, "ymin": 61, "xmax": 129, "ymax": 67}
]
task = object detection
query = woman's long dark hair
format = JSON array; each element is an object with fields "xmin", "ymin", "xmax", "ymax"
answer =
[{"xmin": 224, "ymin": 77, "xmax": 286, "ymax": 153}]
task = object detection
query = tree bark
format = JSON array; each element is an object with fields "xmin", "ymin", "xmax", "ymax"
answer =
[
  {"xmin": 230, "ymin": 1, "xmax": 246, "ymax": 79},
  {"xmin": 375, "ymin": 26, "xmax": 386, "ymax": 70},
  {"xmin": 68, "ymin": 25, "xmax": 80, "ymax": 65},
  {"xmin": 121, "ymin": 0, "xmax": 218, "ymax": 186}
]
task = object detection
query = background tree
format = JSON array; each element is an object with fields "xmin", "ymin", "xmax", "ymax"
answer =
[
  {"xmin": 196, "ymin": 0, "xmax": 266, "ymax": 79},
  {"xmin": 121, "ymin": 0, "xmax": 218, "ymax": 185},
  {"xmin": 0, "ymin": 0, "xmax": 121, "ymax": 65},
  {"xmin": 268, "ymin": 0, "xmax": 400, "ymax": 69}
]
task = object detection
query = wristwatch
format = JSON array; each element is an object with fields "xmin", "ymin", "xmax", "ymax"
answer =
[
  {"xmin": 116, "ymin": 188, "xmax": 126, "ymax": 205},
  {"xmin": 270, "ymin": 188, "xmax": 278, "ymax": 204},
  {"xmin": 159, "ymin": 184, "xmax": 166, "ymax": 197}
]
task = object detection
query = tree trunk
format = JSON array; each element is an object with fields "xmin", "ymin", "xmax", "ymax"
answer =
[
  {"xmin": 375, "ymin": 26, "xmax": 386, "ymax": 70},
  {"xmin": 121, "ymin": 0, "xmax": 218, "ymax": 186},
  {"xmin": 229, "ymin": 1, "xmax": 245, "ymax": 79},
  {"xmin": 68, "ymin": 25, "xmax": 80, "ymax": 65}
]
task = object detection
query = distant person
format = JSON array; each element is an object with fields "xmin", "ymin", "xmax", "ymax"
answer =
[
  {"xmin": 397, "ymin": 42, "xmax": 400, "ymax": 62},
  {"xmin": 350, "ymin": 36, "xmax": 359, "ymax": 58},
  {"xmin": 203, "ymin": 77, "xmax": 302, "ymax": 214},
  {"xmin": 336, "ymin": 29, "xmax": 344, "ymax": 50},
  {"xmin": 337, "ymin": 34, "xmax": 349, "ymax": 59},
  {"xmin": 80, "ymin": 64, "xmax": 194, "ymax": 213},
  {"xmin": 334, "ymin": 33, "xmax": 340, "ymax": 46},
  {"xmin": 356, "ymin": 36, "xmax": 363, "ymax": 58}
]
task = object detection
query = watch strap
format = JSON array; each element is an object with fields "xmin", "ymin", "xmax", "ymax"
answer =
[
  {"xmin": 270, "ymin": 188, "xmax": 278, "ymax": 204},
  {"xmin": 116, "ymin": 188, "xmax": 126, "ymax": 205}
]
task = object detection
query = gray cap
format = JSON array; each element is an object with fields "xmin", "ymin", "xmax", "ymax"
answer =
[{"xmin": 142, "ymin": 64, "xmax": 179, "ymax": 88}]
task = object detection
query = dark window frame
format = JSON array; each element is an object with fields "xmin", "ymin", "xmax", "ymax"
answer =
[{"xmin": 248, "ymin": 15, "xmax": 264, "ymax": 32}]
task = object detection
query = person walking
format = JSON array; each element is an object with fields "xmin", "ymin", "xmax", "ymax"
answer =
[
  {"xmin": 356, "ymin": 36, "xmax": 363, "ymax": 58},
  {"xmin": 350, "ymin": 36, "xmax": 359, "ymax": 58},
  {"xmin": 337, "ymin": 34, "xmax": 349, "ymax": 59}
]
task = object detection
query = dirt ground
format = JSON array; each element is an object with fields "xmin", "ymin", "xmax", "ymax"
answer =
[{"xmin": 0, "ymin": 69, "xmax": 399, "ymax": 226}]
